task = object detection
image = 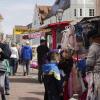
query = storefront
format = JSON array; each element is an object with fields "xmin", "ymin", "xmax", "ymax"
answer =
[
  {"xmin": 44, "ymin": 21, "xmax": 70, "ymax": 49},
  {"xmin": 22, "ymin": 21, "xmax": 70, "ymax": 49}
]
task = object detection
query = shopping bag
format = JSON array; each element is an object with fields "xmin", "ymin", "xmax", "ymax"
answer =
[{"xmin": 30, "ymin": 60, "xmax": 38, "ymax": 69}]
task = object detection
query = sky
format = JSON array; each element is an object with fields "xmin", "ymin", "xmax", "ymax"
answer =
[{"xmin": 0, "ymin": 0, "xmax": 55, "ymax": 34}]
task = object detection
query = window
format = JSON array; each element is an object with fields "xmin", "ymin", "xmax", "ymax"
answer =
[
  {"xmin": 34, "ymin": 20, "xmax": 36, "ymax": 25},
  {"xmin": 74, "ymin": 9, "xmax": 76, "ymax": 16},
  {"xmin": 80, "ymin": 9, "xmax": 82, "ymax": 16},
  {"xmin": 89, "ymin": 9, "xmax": 94, "ymax": 16}
]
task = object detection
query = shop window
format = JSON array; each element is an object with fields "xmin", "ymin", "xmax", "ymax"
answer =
[{"xmin": 89, "ymin": 9, "xmax": 94, "ymax": 16}]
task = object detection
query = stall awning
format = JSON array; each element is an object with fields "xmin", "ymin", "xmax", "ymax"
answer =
[{"xmin": 48, "ymin": 21, "xmax": 71, "ymax": 28}]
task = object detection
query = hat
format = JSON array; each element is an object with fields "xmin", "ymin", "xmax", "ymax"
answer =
[{"xmin": 40, "ymin": 39, "xmax": 46, "ymax": 43}]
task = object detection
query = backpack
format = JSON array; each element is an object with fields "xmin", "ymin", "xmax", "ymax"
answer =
[
  {"xmin": 0, "ymin": 43, "xmax": 11, "ymax": 60},
  {"xmin": 3, "ymin": 43, "xmax": 11, "ymax": 59}
]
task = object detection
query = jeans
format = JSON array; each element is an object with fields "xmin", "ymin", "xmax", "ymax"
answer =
[
  {"xmin": 0, "ymin": 71, "xmax": 6, "ymax": 100},
  {"xmin": 23, "ymin": 60, "xmax": 30, "ymax": 75},
  {"xmin": 38, "ymin": 66, "xmax": 43, "ymax": 83},
  {"xmin": 10, "ymin": 58, "xmax": 18, "ymax": 75},
  {"xmin": 5, "ymin": 75, "xmax": 9, "ymax": 91}
]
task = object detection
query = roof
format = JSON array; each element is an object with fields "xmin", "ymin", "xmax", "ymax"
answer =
[
  {"xmin": 80, "ymin": 16, "xmax": 100, "ymax": 23},
  {"xmin": 39, "ymin": 21, "xmax": 70, "ymax": 29},
  {"xmin": 27, "ymin": 23, "xmax": 32, "ymax": 28},
  {"xmin": 37, "ymin": 5, "xmax": 51, "ymax": 24},
  {"xmin": 0, "ymin": 14, "xmax": 3, "ymax": 20},
  {"xmin": 15, "ymin": 25, "xmax": 28, "ymax": 30}
]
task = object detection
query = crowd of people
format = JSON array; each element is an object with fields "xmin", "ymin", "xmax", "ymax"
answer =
[
  {"xmin": 0, "ymin": 36, "xmax": 33, "ymax": 100},
  {"xmin": 0, "ymin": 19, "xmax": 99, "ymax": 100}
]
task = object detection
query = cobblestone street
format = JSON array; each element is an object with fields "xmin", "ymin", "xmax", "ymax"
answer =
[{"xmin": 6, "ymin": 67, "xmax": 44, "ymax": 100}]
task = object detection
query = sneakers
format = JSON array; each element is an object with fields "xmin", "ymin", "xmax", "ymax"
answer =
[{"xmin": 23, "ymin": 72, "xmax": 26, "ymax": 76}]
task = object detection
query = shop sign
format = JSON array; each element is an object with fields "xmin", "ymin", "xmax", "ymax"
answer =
[{"xmin": 28, "ymin": 32, "xmax": 45, "ymax": 39}]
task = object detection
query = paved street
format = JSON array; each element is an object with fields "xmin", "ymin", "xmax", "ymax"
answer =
[{"xmin": 6, "ymin": 67, "xmax": 44, "ymax": 100}]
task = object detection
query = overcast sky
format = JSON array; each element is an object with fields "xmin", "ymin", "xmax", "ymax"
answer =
[{"xmin": 0, "ymin": 0, "xmax": 54, "ymax": 34}]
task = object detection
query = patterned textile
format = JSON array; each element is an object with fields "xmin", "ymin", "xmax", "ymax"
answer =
[
  {"xmin": 61, "ymin": 25, "xmax": 78, "ymax": 50},
  {"xmin": 86, "ymin": 72, "xmax": 100, "ymax": 100}
]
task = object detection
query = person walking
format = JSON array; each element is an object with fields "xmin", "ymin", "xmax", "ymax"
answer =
[
  {"xmin": 0, "ymin": 34, "xmax": 11, "ymax": 100},
  {"xmin": 58, "ymin": 49, "xmax": 73, "ymax": 100},
  {"xmin": 10, "ymin": 43, "xmax": 19, "ymax": 75},
  {"xmin": 21, "ymin": 41, "xmax": 32, "ymax": 76},
  {"xmin": 37, "ymin": 39, "xmax": 49, "ymax": 83}
]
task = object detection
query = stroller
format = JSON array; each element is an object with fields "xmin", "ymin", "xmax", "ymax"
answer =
[{"xmin": 0, "ymin": 69, "xmax": 6, "ymax": 100}]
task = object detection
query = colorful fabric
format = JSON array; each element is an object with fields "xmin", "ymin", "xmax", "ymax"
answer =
[
  {"xmin": 61, "ymin": 25, "xmax": 78, "ymax": 50},
  {"xmin": 2, "ymin": 59, "xmax": 11, "ymax": 74},
  {"xmin": 77, "ymin": 59, "xmax": 86, "ymax": 71},
  {"xmin": 42, "ymin": 63, "xmax": 61, "ymax": 80}
]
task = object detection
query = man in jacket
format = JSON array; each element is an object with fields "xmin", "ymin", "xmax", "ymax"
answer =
[
  {"xmin": 21, "ymin": 41, "xmax": 32, "ymax": 76},
  {"xmin": 37, "ymin": 39, "xmax": 49, "ymax": 83}
]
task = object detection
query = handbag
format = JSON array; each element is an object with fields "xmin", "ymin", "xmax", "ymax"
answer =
[{"xmin": 30, "ymin": 60, "xmax": 38, "ymax": 69}]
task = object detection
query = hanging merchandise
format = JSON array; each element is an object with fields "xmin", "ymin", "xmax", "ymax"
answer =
[
  {"xmin": 75, "ymin": 17, "xmax": 100, "ymax": 49},
  {"xmin": 74, "ymin": 23, "xmax": 90, "ymax": 49},
  {"xmin": 61, "ymin": 25, "xmax": 79, "ymax": 51}
]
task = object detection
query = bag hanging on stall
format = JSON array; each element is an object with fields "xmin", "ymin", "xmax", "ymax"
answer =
[{"xmin": 61, "ymin": 25, "xmax": 79, "ymax": 50}]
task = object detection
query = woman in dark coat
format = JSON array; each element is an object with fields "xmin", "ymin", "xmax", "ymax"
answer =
[{"xmin": 58, "ymin": 49, "xmax": 73, "ymax": 100}]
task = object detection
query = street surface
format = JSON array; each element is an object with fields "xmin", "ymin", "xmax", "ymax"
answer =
[{"xmin": 6, "ymin": 66, "xmax": 44, "ymax": 100}]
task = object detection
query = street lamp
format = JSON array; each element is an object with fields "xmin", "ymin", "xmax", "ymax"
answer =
[
  {"xmin": 56, "ymin": 9, "xmax": 63, "ymax": 48},
  {"xmin": 56, "ymin": 9, "xmax": 63, "ymax": 22}
]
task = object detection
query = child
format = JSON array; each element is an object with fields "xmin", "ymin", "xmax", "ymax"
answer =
[
  {"xmin": 42, "ymin": 50, "xmax": 63, "ymax": 100},
  {"xmin": 58, "ymin": 49, "xmax": 73, "ymax": 100}
]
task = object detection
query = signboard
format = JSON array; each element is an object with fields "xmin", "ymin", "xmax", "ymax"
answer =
[
  {"xmin": 14, "ymin": 29, "xmax": 28, "ymax": 34},
  {"xmin": 23, "ymin": 32, "xmax": 45, "ymax": 39},
  {"xmin": 13, "ymin": 26, "xmax": 28, "ymax": 35}
]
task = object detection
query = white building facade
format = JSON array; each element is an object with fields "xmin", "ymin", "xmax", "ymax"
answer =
[
  {"xmin": 0, "ymin": 14, "xmax": 3, "ymax": 33},
  {"xmin": 32, "ymin": 5, "xmax": 51, "ymax": 29},
  {"xmin": 44, "ymin": 0, "xmax": 97, "ymax": 25},
  {"xmin": 32, "ymin": 5, "xmax": 41, "ymax": 29}
]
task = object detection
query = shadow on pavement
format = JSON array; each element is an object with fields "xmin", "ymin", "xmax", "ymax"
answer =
[
  {"xmin": 10, "ymin": 77, "xmax": 39, "ymax": 83},
  {"xmin": 28, "ymin": 91, "xmax": 44, "ymax": 95},
  {"xmin": 19, "ymin": 97, "xmax": 40, "ymax": 100},
  {"xmin": 16, "ymin": 72, "xmax": 38, "ymax": 76}
]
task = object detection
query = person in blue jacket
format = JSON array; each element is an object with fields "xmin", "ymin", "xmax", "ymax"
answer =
[{"xmin": 21, "ymin": 41, "xmax": 32, "ymax": 76}]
